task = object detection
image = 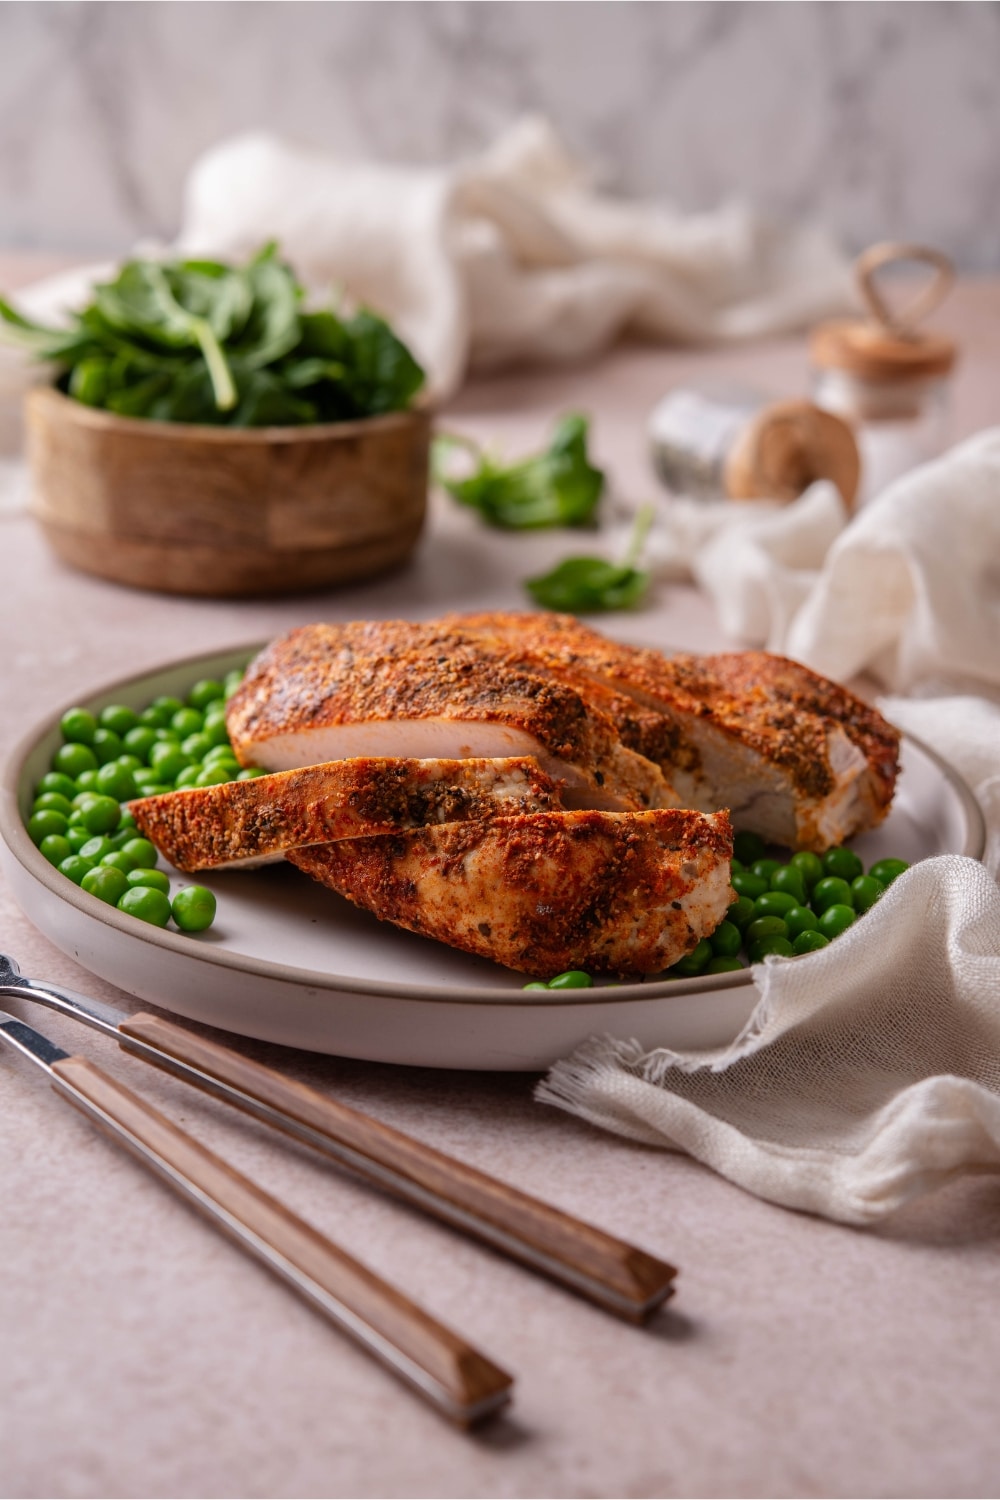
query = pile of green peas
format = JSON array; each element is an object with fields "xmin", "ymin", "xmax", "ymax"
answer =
[
  {"xmin": 666, "ymin": 828, "xmax": 909, "ymax": 979},
  {"xmin": 25, "ymin": 669, "xmax": 257, "ymax": 932}
]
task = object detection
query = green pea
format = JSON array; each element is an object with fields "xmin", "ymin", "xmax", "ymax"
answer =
[
  {"xmin": 669, "ymin": 939, "xmax": 713, "ymax": 978},
  {"xmin": 101, "ymin": 850, "xmax": 138, "ymax": 874},
  {"xmin": 37, "ymin": 771, "xmax": 79, "ymax": 800},
  {"xmin": 33, "ymin": 792, "xmax": 74, "ymax": 817},
  {"xmin": 154, "ymin": 727, "xmax": 181, "ymax": 743},
  {"xmin": 95, "ymin": 761, "xmax": 138, "ymax": 802},
  {"xmin": 751, "ymin": 858, "xmax": 783, "ymax": 882},
  {"xmin": 149, "ymin": 744, "xmax": 193, "ymax": 783},
  {"xmin": 188, "ymin": 678, "xmax": 226, "ymax": 711},
  {"xmin": 203, "ymin": 743, "xmax": 240, "ymax": 766},
  {"xmin": 99, "ymin": 704, "xmax": 139, "ymax": 736},
  {"xmin": 144, "ymin": 784, "xmax": 174, "ymax": 797},
  {"xmin": 114, "ymin": 753, "xmax": 143, "ymax": 772},
  {"xmin": 171, "ymin": 707, "xmax": 204, "ymax": 739},
  {"xmin": 705, "ymin": 956, "xmax": 745, "ymax": 974},
  {"xmin": 181, "ymin": 732, "xmax": 213, "ymax": 762},
  {"xmin": 851, "ymin": 875, "xmax": 885, "ymax": 914},
  {"xmin": 547, "ymin": 970, "xmax": 593, "ymax": 989},
  {"xmin": 81, "ymin": 865, "xmax": 129, "ymax": 906},
  {"xmin": 126, "ymin": 867, "xmax": 171, "ymax": 894},
  {"xmin": 868, "ymin": 858, "xmax": 909, "ymax": 887},
  {"xmin": 789, "ymin": 851, "xmax": 824, "ymax": 889},
  {"xmin": 53, "ymin": 742, "xmax": 98, "ymax": 779},
  {"xmin": 132, "ymin": 767, "xmax": 164, "ymax": 790},
  {"xmin": 28, "ymin": 809, "xmax": 68, "ymax": 844},
  {"xmin": 91, "ymin": 727, "xmax": 124, "ymax": 765},
  {"xmin": 746, "ymin": 915, "xmax": 789, "ymax": 948},
  {"xmin": 752, "ymin": 891, "xmax": 798, "ymax": 919},
  {"xmin": 153, "ymin": 695, "xmax": 184, "ymax": 717},
  {"xmin": 818, "ymin": 903, "xmax": 856, "ymax": 939},
  {"xmin": 70, "ymin": 790, "xmax": 100, "ymax": 812},
  {"xmin": 139, "ymin": 704, "xmax": 172, "ymax": 729},
  {"xmin": 733, "ymin": 830, "xmax": 767, "ymax": 865},
  {"xmin": 58, "ymin": 854, "xmax": 94, "ymax": 886},
  {"xmin": 770, "ymin": 865, "xmax": 807, "ymax": 903},
  {"xmin": 109, "ymin": 828, "xmax": 138, "ymax": 850},
  {"xmin": 118, "ymin": 886, "xmax": 172, "ymax": 927},
  {"xmin": 195, "ymin": 764, "xmax": 235, "ymax": 788},
  {"xmin": 749, "ymin": 935, "xmax": 794, "ymax": 961},
  {"xmin": 709, "ymin": 920, "xmax": 742, "ymax": 958},
  {"xmin": 822, "ymin": 846, "xmax": 863, "ymax": 883},
  {"xmin": 79, "ymin": 796, "xmax": 121, "ymax": 835},
  {"xmin": 731, "ymin": 870, "xmax": 769, "ymax": 901},
  {"xmin": 117, "ymin": 809, "xmax": 137, "ymax": 832},
  {"xmin": 223, "ymin": 669, "xmax": 245, "ymax": 699},
  {"xmin": 812, "ymin": 876, "xmax": 853, "ymax": 913},
  {"xmin": 79, "ymin": 835, "xmax": 114, "ymax": 863},
  {"xmin": 170, "ymin": 882, "xmax": 215, "ymax": 930},
  {"xmin": 75, "ymin": 768, "xmax": 100, "ymax": 792},
  {"xmin": 123, "ymin": 726, "xmax": 159, "ymax": 761},
  {"xmin": 784, "ymin": 904, "xmax": 820, "ymax": 938},
  {"xmin": 522, "ymin": 981, "xmax": 550, "ymax": 991},
  {"xmin": 726, "ymin": 895, "xmax": 756, "ymax": 931},
  {"xmin": 119, "ymin": 837, "xmax": 158, "ymax": 870},
  {"xmin": 730, "ymin": 856, "xmax": 745, "ymax": 874},
  {"xmin": 39, "ymin": 834, "xmax": 73, "ymax": 866},
  {"xmin": 202, "ymin": 717, "xmax": 232, "ymax": 748},
  {"xmin": 236, "ymin": 767, "xmax": 267, "ymax": 780},
  {"xmin": 792, "ymin": 930, "xmax": 830, "ymax": 955},
  {"xmin": 59, "ymin": 707, "xmax": 98, "ymax": 745},
  {"xmin": 174, "ymin": 768, "xmax": 202, "ymax": 789},
  {"xmin": 66, "ymin": 826, "xmax": 93, "ymax": 853}
]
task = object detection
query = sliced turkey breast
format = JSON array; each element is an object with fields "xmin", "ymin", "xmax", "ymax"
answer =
[
  {"xmin": 289, "ymin": 808, "xmax": 734, "ymax": 979},
  {"xmin": 226, "ymin": 621, "xmax": 677, "ymax": 813},
  {"xmin": 443, "ymin": 611, "xmax": 900, "ymax": 851},
  {"xmin": 129, "ymin": 756, "xmax": 562, "ymax": 872}
]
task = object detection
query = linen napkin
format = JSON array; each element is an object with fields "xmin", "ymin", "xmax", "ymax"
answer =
[
  {"xmin": 0, "ymin": 115, "xmax": 852, "ymax": 459},
  {"xmin": 539, "ymin": 430, "xmax": 1000, "ymax": 1225}
]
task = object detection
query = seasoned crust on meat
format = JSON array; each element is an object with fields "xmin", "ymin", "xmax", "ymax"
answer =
[
  {"xmin": 442, "ymin": 611, "xmax": 900, "ymax": 850},
  {"xmin": 227, "ymin": 621, "xmax": 677, "ymax": 812},
  {"xmin": 289, "ymin": 808, "xmax": 734, "ymax": 978},
  {"xmin": 129, "ymin": 756, "xmax": 563, "ymax": 872}
]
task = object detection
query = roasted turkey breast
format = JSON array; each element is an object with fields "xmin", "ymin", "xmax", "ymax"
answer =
[
  {"xmin": 226, "ymin": 621, "xmax": 677, "ymax": 813},
  {"xmin": 289, "ymin": 808, "xmax": 734, "ymax": 979},
  {"xmin": 129, "ymin": 756, "xmax": 563, "ymax": 872},
  {"xmin": 442, "ymin": 611, "xmax": 900, "ymax": 851}
]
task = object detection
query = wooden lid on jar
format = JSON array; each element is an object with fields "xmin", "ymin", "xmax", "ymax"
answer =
[
  {"xmin": 810, "ymin": 320, "xmax": 956, "ymax": 383},
  {"xmin": 810, "ymin": 241, "xmax": 957, "ymax": 384},
  {"xmin": 724, "ymin": 399, "xmax": 860, "ymax": 510}
]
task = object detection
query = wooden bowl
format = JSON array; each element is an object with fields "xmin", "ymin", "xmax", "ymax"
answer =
[{"xmin": 25, "ymin": 387, "xmax": 430, "ymax": 597}]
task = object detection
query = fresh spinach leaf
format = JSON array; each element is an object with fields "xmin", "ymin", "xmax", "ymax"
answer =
[
  {"xmin": 0, "ymin": 246, "xmax": 425, "ymax": 429},
  {"xmin": 436, "ymin": 414, "xmax": 604, "ymax": 529},
  {"xmin": 525, "ymin": 503, "xmax": 654, "ymax": 613}
]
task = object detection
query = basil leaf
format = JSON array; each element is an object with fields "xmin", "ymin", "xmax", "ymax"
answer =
[
  {"xmin": 525, "ymin": 558, "xmax": 650, "ymax": 613},
  {"xmin": 437, "ymin": 413, "xmax": 604, "ymax": 529}
]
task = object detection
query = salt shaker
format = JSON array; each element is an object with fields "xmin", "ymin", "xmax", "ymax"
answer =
[
  {"xmin": 810, "ymin": 242, "xmax": 957, "ymax": 503},
  {"xmin": 649, "ymin": 387, "xmax": 860, "ymax": 510}
]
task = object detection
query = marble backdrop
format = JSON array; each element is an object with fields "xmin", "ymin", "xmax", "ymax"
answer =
[{"xmin": 0, "ymin": 1, "xmax": 998, "ymax": 268}]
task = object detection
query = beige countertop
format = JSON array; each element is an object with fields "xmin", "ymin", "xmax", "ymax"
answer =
[{"xmin": 1, "ymin": 259, "xmax": 999, "ymax": 1499}]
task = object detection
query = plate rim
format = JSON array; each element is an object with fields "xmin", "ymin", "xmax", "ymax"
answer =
[{"xmin": 0, "ymin": 640, "xmax": 987, "ymax": 1012}]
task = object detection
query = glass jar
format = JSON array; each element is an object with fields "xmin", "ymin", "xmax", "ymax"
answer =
[
  {"xmin": 810, "ymin": 243, "xmax": 957, "ymax": 504},
  {"xmin": 649, "ymin": 387, "xmax": 860, "ymax": 509}
]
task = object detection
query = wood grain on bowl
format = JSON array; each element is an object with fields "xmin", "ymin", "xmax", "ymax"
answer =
[{"xmin": 25, "ymin": 387, "xmax": 430, "ymax": 596}]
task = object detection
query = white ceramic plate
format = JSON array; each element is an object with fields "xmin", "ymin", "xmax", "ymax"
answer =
[{"xmin": 0, "ymin": 646, "xmax": 985, "ymax": 1071}]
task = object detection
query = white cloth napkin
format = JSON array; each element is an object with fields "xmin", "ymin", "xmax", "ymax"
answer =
[
  {"xmin": 540, "ymin": 430, "xmax": 1000, "ymax": 1225},
  {"xmin": 0, "ymin": 116, "xmax": 852, "ymax": 458}
]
